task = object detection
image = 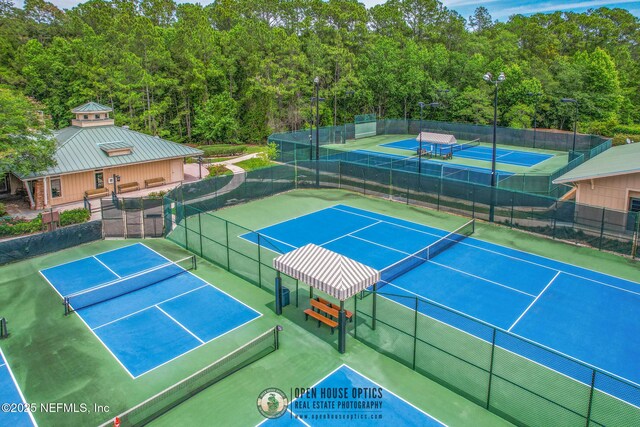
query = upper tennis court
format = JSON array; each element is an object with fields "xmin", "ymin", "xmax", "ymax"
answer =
[
  {"xmin": 241, "ymin": 204, "xmax": 640, "ymax": 406},
  {"xmin": 381, "ymin": 138, "xmax": 552, "ymax": 167}
]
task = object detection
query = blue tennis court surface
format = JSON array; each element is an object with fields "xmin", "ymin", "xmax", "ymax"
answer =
[
  {"xmin": 0, "ymin": 348, "xmax": 37, "ymax": 426},
  {"xmin": 381, "ymin": 138, "xmax": 552, "ymax": 167},
  {"xmin": 258, "ymin": 365, "xmax": 445, "ymax": 426},
  {"xmin": 343, "ymin": 149, "xmax": 514, "ymax": 184},
  {"xmin": 242, "ymin": 205, "xmax": 640, "ymax": 404},
  {"xmin": 40, "ymin": 243, "xmax": 261, "ymax": 378}
]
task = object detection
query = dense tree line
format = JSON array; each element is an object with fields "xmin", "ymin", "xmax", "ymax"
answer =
[{"xmin": 0, "ymin": 0, "xmax": 639, "ymax": 146}]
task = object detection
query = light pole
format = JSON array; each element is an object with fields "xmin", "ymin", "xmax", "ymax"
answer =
[
  {"xmin": 418, "ymin": 102, "xmax": 425, "ymax": 174},
  {"xmin": 483, "ymin": 71, "xmax": 506, "ymax": 222},
  {"xmin": 561, "ymin": 98, "xmax": 579, "ymax": 152},
  {"xmin": 527, "ymin": 92, "xmax": 542, "ymax": 149},
  {"xmin": 197, "ymin": 156, "xmax": 203, "ymax": 180},
  {"xmin": 309, "ymin": 97, "xmax": 313, "ymax": 161},
  {"xmin": 313, "ymin": 77, "xmax": 325, "ymax": 187}
]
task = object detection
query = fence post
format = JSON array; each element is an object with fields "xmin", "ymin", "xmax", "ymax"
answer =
[
  {"xmin": 510, "ymin": 197, "xmax": 515, "ymax": 227},
  {"xmin": 198, "ymin": 213, "xmax": 203, "ymax": 257},
  {"xmin": 225, "ymin": 220, "xmax": 230, "ymax": 270},
  {"xmin": 339, "ymin": 161, "xmax": 342, "ymax": 189},
  {"xmin": 486, "ymin": 328, "xmax": 497, "ymax": 409},
  {"xmin": 183, "ymin": 205, "xmax": 188, "ymax": 249},
  {"xmin": 598, "ymin": 208, "xmax": 606, "ymax": 250},
  {"xmin": 552, "ymin": 201, "xmax": 558, "ymax": 239},
  {"xmin": 354, "ymin": 294, "xmax": 357, "ymax": 339},
  {"xmin": 257, "ymin": 233, "xmax": 262, "ymax": 288},
  {"xmin": 585, "ymin": 370, "xmax": 597, "ymax": 427},
  {"xmin": 412, "ymin": 296, "xmax": 419, "ymax": 370}
]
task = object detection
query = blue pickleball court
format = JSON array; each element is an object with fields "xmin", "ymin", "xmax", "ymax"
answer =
[
  {"xmin": 241, "ymin": 204, "xmax": 640, "ymax": 406},
  {"xmin": 40, "ymin": 243, "xmax": 261, "ymax": 378},
  {"xmin": 257, "ymin": 365, "xmax": 445, "ymax": 426},
  {"xmin": 0, "ymin": 348, "xmax": 37, "ymax": 426}
]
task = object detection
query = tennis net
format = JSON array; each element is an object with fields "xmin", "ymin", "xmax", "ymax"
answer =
[
  {"xmin": 380, "ymin": 219, "xmax": 475, "ymax": 285},
  {"xmin": 63, "ymin": 255, "xmax": 196, "ymax": 314},
  {"xmin": 452, "ymin": 138, "xmax": 480, "ymax": 152},
  {"xmin": 100, "ymin": 327, "xmax": 280, "ymax": 427}
]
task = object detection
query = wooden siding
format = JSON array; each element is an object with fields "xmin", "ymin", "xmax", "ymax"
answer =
[
  {"xmin": 575, "ymin": 172, "xmax": 640, "ymax": 211},
  {"xmin": 48, "ymin": 158, "xmax": 183, "ymax": 207}
]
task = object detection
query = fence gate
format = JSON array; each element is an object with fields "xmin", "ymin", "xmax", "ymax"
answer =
[{"xmin": 101, "ymin": 196, "xmax": 164, "ymax": 238}]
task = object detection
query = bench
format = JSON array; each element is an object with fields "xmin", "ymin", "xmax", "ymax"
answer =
[
  {"xmin": 144, "ymin": 177, "xmax": 166, "ymax": 188},
  {"xmin": 117, "ymin": 182, "xmax": 139, "ymax": 193},
  {"xmin": 316, "ymin": 297, "xmax": 353, "ymax": 322},
  {"xmin": 84, "ymin": 187, "xmax": 110, "ymax": 199},
  {"xmin": 304, "ymin": 309, "xmax": 338, "ymax": 333}
]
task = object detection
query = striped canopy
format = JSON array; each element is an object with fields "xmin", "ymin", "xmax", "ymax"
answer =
[
  {"xmin": 416, "ymin": 132, "xmax": 457, "ymax": 145},
  {"xmin": 273, "ymin": 244, "xmax": 380, "ymax": 301}
]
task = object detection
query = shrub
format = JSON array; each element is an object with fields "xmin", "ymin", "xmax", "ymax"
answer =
[
  {"xmin": 147, "ymin": 190, "xmax": 168, "ymax": 199},
  {"xmin": 59, "ymin": 208, "xmax": 90, "ymax": 226},
  {"xmin": 0, "ymin": 202, "xmax": 6, "ymax": 217},
  {"xmin": 206, "ymin": 165, "xmax": 232, "ymax": 178},
  {"xmin": 199, "ymin": 145, "xmax": 247, "ymax": 157}
]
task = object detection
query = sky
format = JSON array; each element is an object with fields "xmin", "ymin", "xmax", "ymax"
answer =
[{"xmin": 21, "ymin": 0, "xmax": 640, "ymax": 22}]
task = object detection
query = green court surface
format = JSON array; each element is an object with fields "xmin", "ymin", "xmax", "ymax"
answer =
[
  {"xmin": 323, "ymin": 134, "xmax": 567, "ymax": 175},
  {"xmin": 2, "ymin": 189, "xmax": 638, "ymax": 426},
  {"xmin": 0, "ymin": 235, "xmax": 508, "ymax": 426}
]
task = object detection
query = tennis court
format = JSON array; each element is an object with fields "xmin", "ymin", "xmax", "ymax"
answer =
[
  {"xmin": 381, "ymin": 138, "xmax": 552, "ymax": 167},
  {"xmin": 40, "ymin": 243, "xmax": 261, "ymax": 378},
  {"xmin": 241, "ymin": 204, "xmax": 640, "ymax": 404},
  {"xmin": 258, "ymin": 365, "xmax": 445, "ymax": 426},
  {"xmin": 347, "ymin": 149, "xmax": 514, "ymax": 183},
  {"xmin": 0, "ymin": 348, "xmax": 37, "ymax": 426}
]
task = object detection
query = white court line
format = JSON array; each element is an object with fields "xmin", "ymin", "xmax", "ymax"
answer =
[
  {"xmin": 92, "ymin": 285, "xmax": 208, "ymax": 330},
  {"xmin": 319, "ymin": 220, "xmax": 382, "ymax": 247},
  {"xmin": 92, "ymin": 256, "xmax": 121, "ymax": 278},
  {"xmin": 40, "ymin": 242, "xmax": 148, "ymax": 271},
  {"xmin": 0, "ymin": 348, "xmax": 38, "ymax": 427},
  {"xmin": 428, "ymin": 260, "xmax": 536, "ymax": 298},
  {"xmin": 156, "ymin": 305, "xmax": 205, "ymax": 344},
  {"xmin": 348, "ymin": 235, "xmax": 413, "ymax": 255},
  {"xmin": 456, "ymin": 239, "xmax": 640, "ymax": 297},
  {"xmin": 508, "ymin": 271, "xmax": 561, "ymax": 332}
]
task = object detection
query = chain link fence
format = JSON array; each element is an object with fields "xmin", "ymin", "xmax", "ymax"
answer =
[
  {"xmin": 270, "ymin": 119, "xmax": 612, "ymax": 198},
  {"xmin": 354, "ymin": 289, "xmax": 640, "ymax": 427}
]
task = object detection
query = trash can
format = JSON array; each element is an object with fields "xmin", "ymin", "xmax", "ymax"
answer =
[{"xmin": 282, "ymin": 286, "xmax": 290, "ymax": 307}]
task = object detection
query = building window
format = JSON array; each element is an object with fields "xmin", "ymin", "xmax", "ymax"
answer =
[
  {"xmin": 95, "ymin": 171, "xmax": 104, "ymax": 189},
  {"xmin": 83, "ymin": 115, "xmax": 88, "ymax": 120},
  {"xmin": 630, "ymin": 198, "xmax": 640, "ymax": 213},
  {"xmin": 51, "ymin": 177, "xmax": 62, "ymax": 198},
  {"xmin": 95, "ymin": 114, "xmax": 101, "ymax": 119}
]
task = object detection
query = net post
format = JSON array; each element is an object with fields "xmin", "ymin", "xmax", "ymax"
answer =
[
  {"xmin": 225, "ymin": 220, "xmax": 230, "ymax": 270},
  {"xmin": 63, "ymin": 298, "xmax": 70, "ymax": 316},
  {"xmin": 0, "ymin": 317, "xmax": 7, "ymax": 338}
]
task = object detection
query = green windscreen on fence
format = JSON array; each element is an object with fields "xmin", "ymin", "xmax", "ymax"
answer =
[{"xmin": 355, "ymin": 114, "xmax": 377, "ymax": 139}]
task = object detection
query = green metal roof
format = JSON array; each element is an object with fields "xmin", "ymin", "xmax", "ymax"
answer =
[
  {"xmin": 21, "ymin": 125, "xmax": 202, "ymax": 179},
  {"xmin": 553, "ymin": 143, "xmax": 640, "ymax": 184},
  {"xmin": 71, "ymin": 102, "xmax": 113, "ymax": 113}
]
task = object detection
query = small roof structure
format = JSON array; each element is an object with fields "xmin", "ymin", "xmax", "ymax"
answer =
[
  {"xmin": 273, "ymin": 244, "xmax": 380, "ymax": 301},
  {"xmin": 553, "ymin": 143, "xmax": 640, "ymax": 184},
  {"xmin": 416, "ymin": 132, "xmax": 457, "ymax": 145},
  {"xmin": 71, "ymin": 102, "xmax": 113, "ymax": 113}
]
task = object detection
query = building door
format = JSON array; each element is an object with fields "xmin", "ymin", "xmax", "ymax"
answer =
[
  {"xmin": 95, "ymin": 171, "xmax": 104, "ymax": 189},
  {"xmin": 170, "ymin": 160, "xmax": 182, "ymax": 183},
  {"xmin": 0, "ymin": 175, "xmax": 8, "ymax": 193}
]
